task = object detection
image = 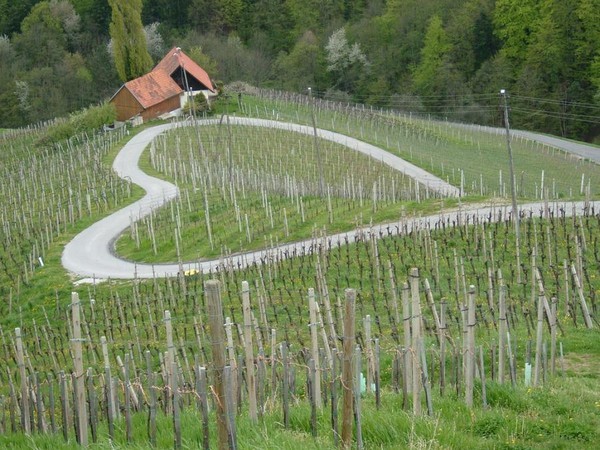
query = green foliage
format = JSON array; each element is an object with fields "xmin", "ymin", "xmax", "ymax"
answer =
[
  {"xmin": 412, "ymin": 15, "xmax": 451, "ymax": 94},
  {"xmin": 2, "ymin": 0, "xmax": 600, "ymax": 141},
  {"xmin": 0, "ymin": 0, "xmax": 38, "ymax": 36},
  {"xmin": 274, "ymin": 31, "xmax": 326, "ymax": 92},
  {"xmin": 108, "ymin": 0, "xmax": 153, "ymax": 82},
  {"xmin": 187, "ymin": 0, "xmax": 243, "ymax": 34},
  {"xmin": 486, "ymin": 383, "xmax": 528, "ymax": 412},
  {"xmin": 41, "ymin": 102, "xmax": 116, "ymax": 144},
  {"xmin": 182, "ymin": 93, "xmax": 211, "ymax": 116},
  {"xmin": 473, "ymin": 413, "xmax": 506, "ymax": 437},
  {"xmin": 494, "ymin": 0, "xmax": 540, "ymax": 62},
  {"xmin": 187, "ymin": 45, "xmax": 219, "ymax": 78}
]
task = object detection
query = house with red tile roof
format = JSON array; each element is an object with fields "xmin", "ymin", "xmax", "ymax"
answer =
[{"xmin": 110, "ymin": 47, "xmax": 216, "ymax": 123}]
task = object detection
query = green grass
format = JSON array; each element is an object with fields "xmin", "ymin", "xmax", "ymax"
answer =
[
  {"xmin": 239, "ymin": 94, "xmax": 600, "ymax": 200},
  {"xmin": 0, "ymin": 354, "xmax": 597, "ymax": 449},
  {"xmin": 111, "ymin": 96, "xmax": 600, "ymax": 263},
  {"xmin": 114, "ymin": 123, "xmax": 457, "ymax": 263},
  {"xmin": 1, "ymin": 95, "xmax": 600, "ymax": 449}
]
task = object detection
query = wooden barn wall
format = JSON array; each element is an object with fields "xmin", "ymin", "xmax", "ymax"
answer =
[
  {"xmin": 140, "ymin": 96, "xmax": 181, "ymax": 122},
  {"xmin": 111, "ymin": 89, "xmax": 143, "ymax": 122}
]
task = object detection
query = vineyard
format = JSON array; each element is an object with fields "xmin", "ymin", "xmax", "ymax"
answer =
[{"xmin": 0, "ymin": 93, "xmax": 598, "ymax": 449}]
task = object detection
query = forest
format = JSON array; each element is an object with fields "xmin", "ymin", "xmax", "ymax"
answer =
[{"xmin": 0, "ymin": 0, "xmax": 599, "ymax": 142}]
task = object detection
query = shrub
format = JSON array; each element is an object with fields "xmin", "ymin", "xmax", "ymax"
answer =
[
  {"xmin": 38, "ymin": 102, "xmax": 117, "ymax": 146},
  {"xmin": 183, "ymin": 94, "xmax": 211, "ymax": 116}
]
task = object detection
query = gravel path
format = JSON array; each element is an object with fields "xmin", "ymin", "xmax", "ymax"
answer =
[
  {"xmin": 62, "ymin": 118, "xmax": 598, "ymax": 282},
  {"xmin": 457, "ymin": 122, "xmax": 600, "ymax": 162},
  {"xmin": 511, "ymin": 130, "xmax": 600, "ymax": 163}
]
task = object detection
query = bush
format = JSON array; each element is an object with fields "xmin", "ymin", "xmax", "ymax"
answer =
[
  {"xmin": 37, "ymin": 102, "xmax": 117, "ymax": 146},
  {"xmin": 183, "ymin": 94, "xmax": 211, "ymax": 116}
]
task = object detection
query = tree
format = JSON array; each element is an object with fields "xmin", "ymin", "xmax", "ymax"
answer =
[
  {"xmin": 187, "ymin": 0, "xmax": 243, "ymax": 34},
  {"xmin": 493, "ymin": 0, "xmax": 540, "ymax": 62},
  {"xmin": 576, "ymin": 0, "xmax": 600, "ymax": 102},
  {"xmin": 447, "ymin": 0, "xmax": 498, "ymax": 78},
  {"xmin": 274, "ymin": 31, "xmax": 325, "ymax": 92},
  {"xmin": 286, "ymin": 0, "xmax": 344, "ymax": 37},
  {"xmin": 143, "ymin": 22, "xmax": 165, "ymax": 61},
  {"xmin": 9, "ymin": 1, "xmax": 96, "ymax": 123},
  {"xmin": 242, "ymin": 0, "xmax": 295, "ymax": 55},
  {"xmin": 108, "ymin": 0, "xmax": 153, "ymax": 82},
  {"xmin": 325, "ymin": 27, "xmax": 369, "ymax": 92},
  {"xmin": 188, "ymin": 46, "xmax": 219, "ymax": 78},
  {"xmin": 0, "ymin": 0, "xmax": 38, "ymax": 37},
  {"xmin": 412, "ymin": 15, "xmax": 452, "ymax": 97}
]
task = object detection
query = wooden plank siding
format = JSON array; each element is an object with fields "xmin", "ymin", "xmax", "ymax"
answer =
[
  {"xmin": 112, "ymin": 88, "xmax": 144, "ymax": 122},
  {"xmin": 140, "ymin": 95, "xmax": 181, "ymax": 122}
]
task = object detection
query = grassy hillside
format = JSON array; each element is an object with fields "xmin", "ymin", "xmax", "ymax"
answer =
[{"xmin": 0, "ymin": 96, "xmax": 598, "ymax": 449}]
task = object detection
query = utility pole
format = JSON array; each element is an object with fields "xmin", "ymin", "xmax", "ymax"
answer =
[
  {"xmin": 308, "ymin": 87, "xmax": 325, "ymax": 196},
  {"xmin": 175, "ymin": 48, "xmax": 195, "ymax": 120},
  {"xmin": 500, "ymin": 89, "xmax": 522, "ymax": 283}
]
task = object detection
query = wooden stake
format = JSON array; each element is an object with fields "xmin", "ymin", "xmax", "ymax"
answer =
[
  {"xmin": 282, "ymin": 342, "xmax": 290, "ymax": 428},
  {"xmin": 550, "ymin": 297, "xmax": 557, "ymax": 376},
  {"xmin": 308, "ymin": 288, "xmax": 321, "ymax": 408},
  {"xmin": 70, "ymin": 293, "xmax": 88, "ymax": 446},
  {"xmin": 498, "ymin": 271, "xmax": 507, "ymax": 384},
  {"xmin": 534, "ymin": 291, "xmax": 544, "ymax": 387},
  {"xmin": 364, "ymin": 315, "xmax": 373, "ymax": 394},
  {"xmin": 145, "ymin": 351, "xmax": 157, "ymax": 447},
  {"xmin": 410, "ymin": 268, "xmax": 422, "ymax": 415},
  {"xmin": 570, "ymin": 264, "xmax": 594, "ymax": 328},
  {"xmin": 439, "ymin": 300, "xmax": 447, "ymax": 396},
  {"xmin": 205, "ymin": 280, "xmax": 229, "ymax": 450},
  {"xmin": 465, "ymin": 286, "xmax": 476, "ymax": 408},
  {"xmin": 59, "ymin": 371, "xmax": 69, "ymax": 442},
  {"xmin": 241, "ymin": 281, "xmax": 257, "ymax": 423},
  {"xmin": 223, "ymin": 366, "xmax": 237, "ymax": 449},
  {"xmin": 341, "ymin": 289, "xmax": 356, "ymax": 450},
  {"xmin": 401, "ymin": 282, "xmax": 412, "ymax": 394},
  {"xmin": 15, "ymin": 327, "xmax": 30, "ymax": 434},
  {"xmin": 100, "ymin": 337, "xmax": 115, "ymax": 439}
]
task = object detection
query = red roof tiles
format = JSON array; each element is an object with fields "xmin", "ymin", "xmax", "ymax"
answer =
[
  {"xmin": 123, "ymin": 70, "xmax": 183, "ymax": 109},
  {"xmin": 154, "ymin": 47, "xmax": 215, "ymax": 93},
  {"xmin": 111, "ymin": 47, "xmax": 215, "ymax": 115}
]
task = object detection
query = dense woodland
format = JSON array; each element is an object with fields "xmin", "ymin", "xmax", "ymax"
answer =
[{"xmin": 0, "ymin": 0, "xmax": 599, "ymax": 141}]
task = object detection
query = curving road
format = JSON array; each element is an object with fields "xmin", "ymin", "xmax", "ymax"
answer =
[
  {"xmin": 512, "ymin": 130, "xmax": 600, "ymax": 163},
  {"xmin": 456, "ymin": 122, "xmax": 600, "ymax": 162},
  {"xmin": 62, "ymin": 118, "xmax": 599, "ymax": 281}
]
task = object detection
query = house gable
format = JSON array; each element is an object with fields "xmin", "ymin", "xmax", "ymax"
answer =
[
  {"xmin": 154, "ymin": 47, "xmax": 216, "ymax": 93},
  {"xmin": 109, "ymin": 47, "xmax": 215, "ymax": 122}
]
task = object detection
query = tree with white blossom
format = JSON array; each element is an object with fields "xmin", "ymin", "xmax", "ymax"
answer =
[{"xmin": 325, "ymin": 27, "xmax": 369, "ymax": 92}]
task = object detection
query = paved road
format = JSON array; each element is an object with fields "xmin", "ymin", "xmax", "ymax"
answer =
[
  {"xmin": 62, "ymin": 118, "xmax": 599, "ymax": 281},
  {"xmin": 457, "ymin": 122, "xmax": 600, "ymax": 162},
  {"xmin": 512, "ymin": 130, "xmax": 600, "ymax": 163}
]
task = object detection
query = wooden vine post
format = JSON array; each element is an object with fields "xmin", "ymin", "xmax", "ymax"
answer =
[
  {"xmin": 341, "ymin": 288, "xmax": 356, "ymax": 450},
  {"xmin": 205, "ymin": 280, "xmax": 229, "ymax": 450},
  {"xmin": 465, "ymin": 286, "xmax": 476, "ymax": 407},
  {"xmin": 241, "ymin": 281, "xmax": 258, "ymax": 423},
  {"xmin": 71, "ymin": 292, "xmax": 88, "ymax": 446},
  {"xmin": 100, "ymin": 336, "xmax": 115, "ymax": 439},
  {"xmin": 497, "ymin": 270, "xmax": 506, "ymax": 384},
  {"xmin": 409, "ymin": 268, "xmax": 422, "ymax": 415},
  {"xmin": 164, "ymin": 310, "xmax": 181, "ymax": 449},
  {"xmin": 14, "ymin": 327, "xmax": 30, "ymax": 434},
  {"xmin": 401, "ymin": 282, "xmax": 412, "ymax": 394},
  {"xmin": 533, "ymin": 290, "xmax": 544, "ymax": 387},
  {"xmin": 308, "ymin": 288, "xmax": 322, "ymax": 408},
  {"xmin": 570, "ymin": 264, "xmax": 594, "ymax": 329}
]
